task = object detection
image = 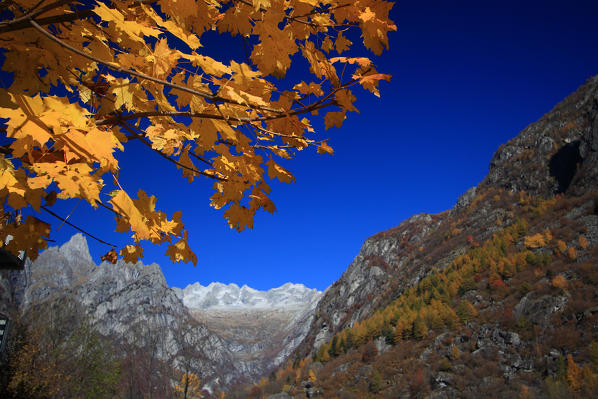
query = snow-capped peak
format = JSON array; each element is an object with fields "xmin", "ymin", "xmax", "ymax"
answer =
[{"xmin": 175, "ymin": 281, "xmax": 322, "ymax": 310}]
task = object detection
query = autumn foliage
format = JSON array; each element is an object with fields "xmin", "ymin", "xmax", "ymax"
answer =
[{"xmin": 0, "ymin": 0, "xmax": 395, "ymax": 263}]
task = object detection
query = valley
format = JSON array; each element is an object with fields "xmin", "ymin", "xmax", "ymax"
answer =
[{"xmin": 1, "ymin": 74, "xmax": 598, "ymax": 398}]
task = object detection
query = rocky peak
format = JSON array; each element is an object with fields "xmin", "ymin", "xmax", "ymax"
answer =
[
  {"xmin": 482, "ymin": 75, "xmax": 598, "ymax": 197},
  {"xmin": 59, "ymin": 233, "xmax": 93, "ymax": 265},
  {"xmin": 12, "ymin": 233, "xmax": 95, "ymax": 308}
]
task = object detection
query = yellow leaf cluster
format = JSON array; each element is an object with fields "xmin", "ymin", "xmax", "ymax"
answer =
[
  {"xmin": 524, "ymin": 233, "xmax": 546, "ymax": 249},
  {"xmin": 0, "ymin": 0, "xmax": 395, "ymax": 263}
]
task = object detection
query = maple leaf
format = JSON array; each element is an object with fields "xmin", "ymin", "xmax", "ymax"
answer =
[
  {"xmin": 30, "ymin": 162, "xmax": 103, "ymax": 206},
  {"xmin": 178, "ymin": 145, "xmax": 199, "ymax": 183},
  {"xmin": 358, "ymin": 2, "xmax": 397, "ymax": 55},
  {"xmin": 317, "ymin": 141, "xmax": 334, "ymax": 155},
  {"xmin": 109, "ymin": 190, "xmax": 153, "ymax": 242},
  {"xmin": 266, "ymin": 159, "xmax": 295, "ymax": 183},
  {"xmin": 322, "ymin": 37, "xmax": 334, "ymax": 53},
  {"xmin": 335, "ymin": 89, "xmax": 359, "ymax": 113},
  {"xmin": 353, "ymin": 70, "xmax": 392, "ymax": 97},
  {"xmin": 294, "ymin": 81, "xmax": 324, "ymax": 96},
  {"xmin": 152, "ymin": 39, "xmax": 180, "ymax": 79},
  {"xmin": 120, "ymin": 244, "xmax": 144, "ymax": 264},
  {"xmin": 165, "ymin": 231, "xmax": 197, "ymax": 265},
  {"xmin": 101, "ymin": 248, "xmax": 118, "ymax": 264},
  {"xmin": 0, "ymin": 216, "xmax": 50, "ymax": 261},
  {"xmin": 218, "ymin": 5, "xmax": 254, "ymax": 36},
  {"xmin": 224, "ymin": 202, "xmax": 255, "ymax": 232},
  {"xmin": 335, "ymin": 32, "xmax": 352, "ymax": 54},
  {"xmin": 330, "ymin": 57, "xmax": 372, "ymax": 68},
  {"xmin": 187, "ymin": 54, "xmax": 231, "ymax": 77},
  {"xmin": 324, "ymin": 111, "xmax": 346, "ymax": 129}
]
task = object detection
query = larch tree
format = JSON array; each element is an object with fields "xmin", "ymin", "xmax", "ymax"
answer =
[{"xmin": 0, "ymin": 0, "xmax": 395, "ymax": 264}]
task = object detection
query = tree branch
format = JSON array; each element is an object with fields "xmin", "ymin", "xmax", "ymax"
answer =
[
  {"xmin": 27, "ymin": 18, "xmax": 284, "ymax": 114},
  {"xmin": 120, "ymin": 122, "xmax": 227, "ymax": 182},
  {"xmin": 41, "ymin": 205, "xmax": 116, "ymax": 247},
  {"xmin": 0, "ymin": 8, "xmax": 94, "ymax": 34},
  {"xmin": 96, "ymin": 99, "xmax": 335, "ymax": 126},
  {"xmin": 0, "ymin": 0, "xmax": 75, "ymax": 28}
]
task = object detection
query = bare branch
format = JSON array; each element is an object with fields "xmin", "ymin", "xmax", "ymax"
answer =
[
  {"xmin": 97, "ymin": 100, "xmax": 335, "ymax": 126},
  {"xmin": 0, "ymin": 7, "xmax": 94, "ymax": 34},
  {"xmin": 120, "ymin": 122, "xmax": 227, "ymax": 182},
  {"xmin": 41, "ymin": 205, "xmax": 116, "ymax": 247}
]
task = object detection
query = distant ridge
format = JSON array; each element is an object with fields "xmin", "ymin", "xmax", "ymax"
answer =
[{"xmin": 173, "ymin": 281, "xmax": 323, "ymax": 310}]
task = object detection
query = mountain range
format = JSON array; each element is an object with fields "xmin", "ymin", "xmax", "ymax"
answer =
[
  {"xmin": 1, "ymin": 75, "xmax": 598, "ymax": 398},
  {"xmin": 1, "ymin": 235, "xmax": 323, "ymax": 392}
]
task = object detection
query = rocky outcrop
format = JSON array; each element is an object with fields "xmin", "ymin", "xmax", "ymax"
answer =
[
  {"xmin": 295, "ymin": 75, "xmax": 598, "ymax": 358},
  {"xmin": 482, "ymin": 75, "xmax": 598, "ymax": 197},
  {"xmin": 295, "ymin": 212, "xmax": 449, "ymax": 356}
]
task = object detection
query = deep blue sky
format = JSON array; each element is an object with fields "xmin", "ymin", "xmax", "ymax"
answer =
[{"xmin": 32, "ymin": 0, "xmax": 598, "ymax": 291}]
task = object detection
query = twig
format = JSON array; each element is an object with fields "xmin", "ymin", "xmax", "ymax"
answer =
[
  {"xmin": 0, "ymin": 0, "xmax": 75, "ymax": 28},
  {"xmin": 55, "ymin": 198, "xmax": 81, "ymax": 232},
  {"xmin": 97, "ymin": 99, "xmax": 336, "ymax": 126},
  {"xmin": 41, "ymin": 205, "xmax": 116, "ymax": 247}
]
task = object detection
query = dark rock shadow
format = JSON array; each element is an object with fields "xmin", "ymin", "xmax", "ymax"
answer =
[{"xmin": 549, "ymin": 140, "xmax": 582, "ymax": 193}]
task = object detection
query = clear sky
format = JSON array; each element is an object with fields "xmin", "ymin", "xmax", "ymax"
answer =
[{"xmin": 22, "ymin": 0, "xmax": 598, "ymax": 291}]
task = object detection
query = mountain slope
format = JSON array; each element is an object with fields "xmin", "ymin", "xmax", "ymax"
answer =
[
  {"xmin": 8, "ymin": 235, "xmax": 238, "ymax": 390},
  {"xmin": 292, "ymin": 76, "xmax": 598, "ymax": 362}
]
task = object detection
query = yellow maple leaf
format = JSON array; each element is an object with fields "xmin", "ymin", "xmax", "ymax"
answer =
[
  {"xmin": 293, "ymin": 81, "xmax": 324, "ymax": 96},
  {"xmin": 218, "ymin": 6, "xmax": 254, "ymax": 37},
  {"xmin": 152, "ymin": 38, "xmax": 180, "ymax": 79},
  {"xmin": 334, "ymin": 89, "xmax": 358, "ymax": 113},
  {"xmin": 322, "ymin": 36, "xmax": 334, "ymax": 53},
  {"xmin": 317, "ymin": 141, "xmax": 334, "ymax": 155},
  {"xmin": 109, "ymin": 190, "xmax": 153, "ymax": 242},
  {"xmin": 224, "ymin": 202, "xmax": 255, "ymax": 232},
  {"xmin": 266, "ymin": 159, "xmax": 295, "ymax": 183},
  {"xmin": 165, "ymin": 231, "xmax": 197, "ymax": 265},
  {"xmin": 31, "ymin": 162, "xmax": 102, "ymax": 206},
  {"xmin": 335, "ymin": 32, "xmax": 352, "ymax": 54},
  {"xmin": 358, "ymin": 2, "xmax": 397, "ymax": 56},
  {"xmin": 324, "ymin": 111, "xmax": 346, "ymax": 129},
  {"xmin": 187, "ymin": 54, "xmax": 231, "ymax": 77},
  {"xmin": 0, "ymin": 216, "xmax": 50, "ymax": 261},
  {"xmin": 120, "ymin": 244, "xmax": 144, "ymax": 264},
  {"xmin": 178, "ymin": 145, "xmax": 199, "ymax": 183}
]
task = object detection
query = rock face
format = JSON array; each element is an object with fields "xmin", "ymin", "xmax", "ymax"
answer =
[
  {"xmin": 482, "ymin": 75, "xmax": 598, "ymax": 197},
  {"xmin": 8, "ymin": 235, "xmax": 239, "ymax": 388},
  {"xmin": 294, "ymin": 75, "xmax": 598, "ymax": 358}
]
